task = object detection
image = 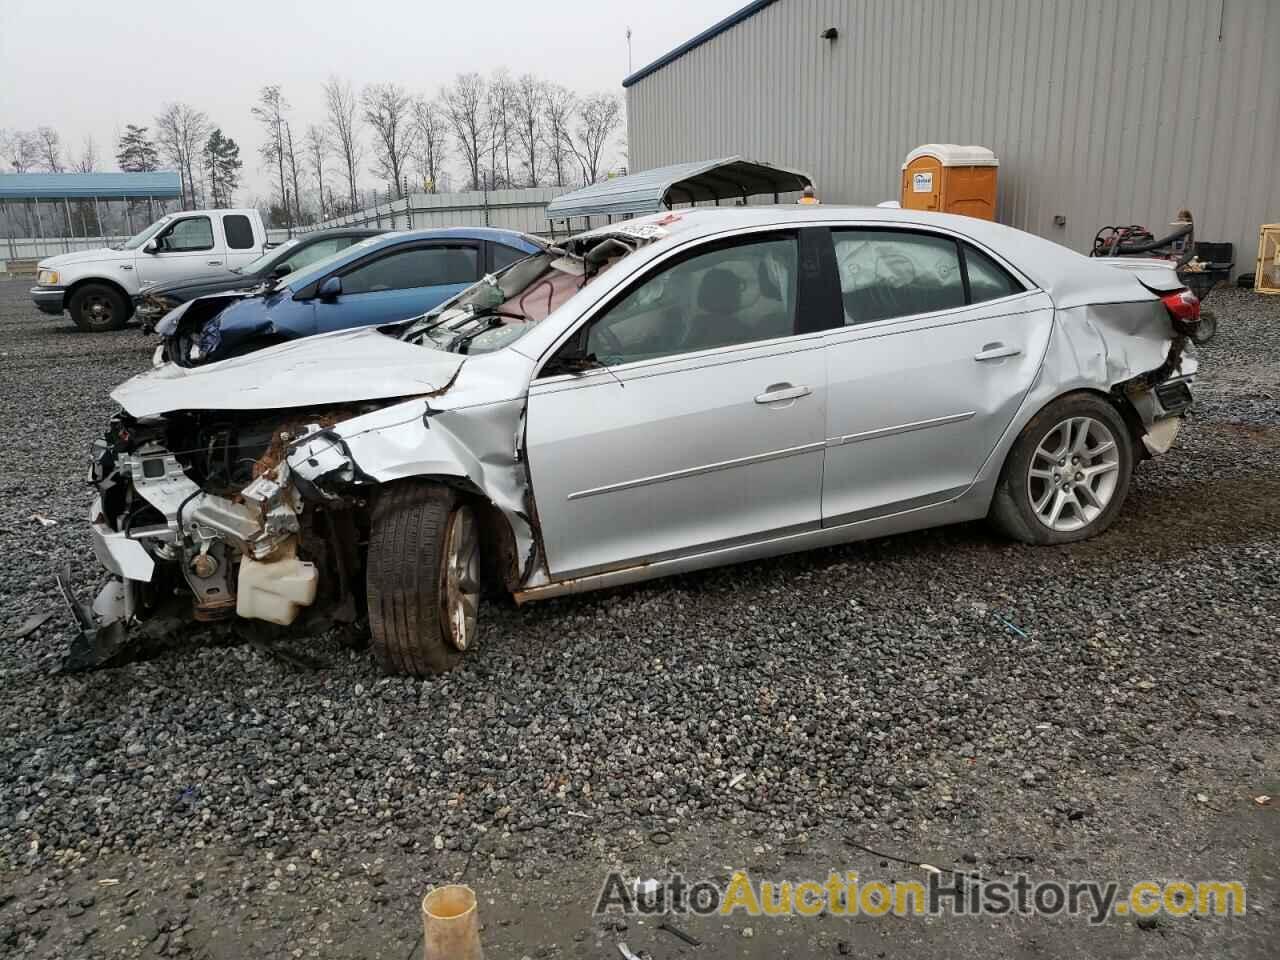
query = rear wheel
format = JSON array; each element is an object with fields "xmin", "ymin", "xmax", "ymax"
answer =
[
  {"xmin": 69, "ymin": 283, "xmax": 129, "ymax": 332},
  {"xmin": 1191, "ymin": 308, "xmax": 1217, "ymax": 345},
  {"xmin": 989, "ymin": 393, "xmax": 1135, "ymax": 545},
  {"xmin": 367, "ymin": 483, "xmax": 481, "ymax": 676}
]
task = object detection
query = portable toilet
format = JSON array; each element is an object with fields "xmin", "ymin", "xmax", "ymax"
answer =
[{"xmin": 901, "ymin": 144, "xmax": 999, "ymax": 220}]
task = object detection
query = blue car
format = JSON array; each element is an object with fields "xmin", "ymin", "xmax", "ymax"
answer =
[{"xmin": 156, "ymin": 227, "xmax": 546, "ymax": 366}]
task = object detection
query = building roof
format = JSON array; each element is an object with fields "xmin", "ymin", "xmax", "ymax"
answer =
[
  {"xmin": 0, "ymin": 172, "xmax": 182, "ymax": 200},
  {"xmin": 622, "ymin": 0, "xmax": 779, "ymax": 88},
  {"xmin": 545, "ymin": 157, "xmax": 813, "ymax": 220}
]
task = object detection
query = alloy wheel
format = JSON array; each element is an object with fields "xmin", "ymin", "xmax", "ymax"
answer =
[
  {"xmin": 1027, "ymin": 416, "xmax": 1120, "ymax": 532},
  {"xmin": 441, "ymin": 504, "xmax": 480, "ymax": 651}
]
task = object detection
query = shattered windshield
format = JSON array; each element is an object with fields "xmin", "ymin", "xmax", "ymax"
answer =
[
  {"xmin": 399, "ymin": 251, "xmax": 587, "ymax": 355},
  {"xmin": 398, "ymin": 234, "xmax": 644, "ymax": 356}
]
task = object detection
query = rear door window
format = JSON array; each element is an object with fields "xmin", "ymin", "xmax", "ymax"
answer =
[
  {"xmin": 962, "ymin": 243, "xmax": 1025, "ymax": 303},
  {"xmin": 224, "ymin": 214, "xmax": 255, "ymax": 249},
  {"xmin": 341, "ymin": 244, "xmax": 480, "ymax": 294},
  {"xmin": 281, "ymin": 237, "xmax": 351, "ymax": 273},
  {"xmin": 833, "ymin": 230, "xmax": 965, "ymax": 325}
]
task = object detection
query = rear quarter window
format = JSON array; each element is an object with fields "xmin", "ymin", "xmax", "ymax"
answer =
[
  {"xmin": 224, "ymin": 214, "xmax": 255, "ymax": 250},
  {"xmin": 963, "ymin": 243, "xmax": 1025, "ymax": 303}
]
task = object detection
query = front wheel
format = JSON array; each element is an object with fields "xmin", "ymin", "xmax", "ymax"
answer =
[
  {"xmin": 366, "ymin": 483, "xmax": 481, "ymax": 676},
  {"xmin": 989, "ymin": 394, "xmax": 1135, "ymax": 545},
  {"xmin": 69, "ymin": 283, "xmax": 129, "ymax": 332}
]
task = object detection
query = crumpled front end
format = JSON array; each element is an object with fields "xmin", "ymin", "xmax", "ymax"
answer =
[
  {"xmin": 66, "ymin": 407, "xmax": 369, "ymax": 668},
  {"xmin": 153, "ymin": 292, "xmax": 256, "ymax": 367}
]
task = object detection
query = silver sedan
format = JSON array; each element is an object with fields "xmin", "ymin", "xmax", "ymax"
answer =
[{"xmin": 73, "ymin": 207, "xmax": 1201, "ymax": 675}]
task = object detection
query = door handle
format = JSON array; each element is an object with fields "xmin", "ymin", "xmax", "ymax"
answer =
[
  {"xmin": 754, "ymin": 383, "xmax": 812, "ymax": 404},
  {"xmin": 207, "ymin": 260, "xmax": 222, "ymax": 266},
  {"xmin": 974, "ymin": 343, "xmax": 1021, "ymax": 361}
]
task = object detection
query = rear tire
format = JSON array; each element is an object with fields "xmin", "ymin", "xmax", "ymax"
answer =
[
  {"xmin": 366, "ymin": 483, "xmax": 481, "ymax": 676},
  {"xmin": 70, "ymin": 283, "xmax": 129, "ymax": 332},
  {"xmin": 1191, "ymin": 308, "xmax": 1217, "ymax": 345},
  {"xmin": 989, "ymin": 393, "xmax": 1135, "ymax": 545}
]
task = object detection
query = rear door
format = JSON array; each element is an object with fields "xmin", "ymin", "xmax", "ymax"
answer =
[
  {"xmin": 313, "ymin": 241, "xmax": 481, "ymax": 333},
  {"xmin": 525, "ymin": 229, "xmax": 829, "ymax": 578},
  {"xmin": 820, "ymin": 228, "xmax": 1053, "ymax": 524}
]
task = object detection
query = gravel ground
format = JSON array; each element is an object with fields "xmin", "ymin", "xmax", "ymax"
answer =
[{"xmin": 0, "ymin": 279, "xmax": 1277, "ymax": 959}]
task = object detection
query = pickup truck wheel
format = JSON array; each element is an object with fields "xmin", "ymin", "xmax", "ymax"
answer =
[
  {"xmin": 366, "ymin": 483, "xmax": 480, "ymax": 676},
  {"xmin": 70, "ymin": 283, "xmax": 128, "ymax": 332},
  {"xmin": 989, "ymin": 394, "xmax": 1134, "ymax": 545}
]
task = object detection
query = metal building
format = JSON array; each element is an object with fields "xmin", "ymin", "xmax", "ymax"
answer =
[{"xmin": 624, "ymin": 0, "xmax": 1280, "ymax": 271}]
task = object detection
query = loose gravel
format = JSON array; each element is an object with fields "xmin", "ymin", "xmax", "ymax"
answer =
[{"xmin": 0, "ymin": 280, "xmax": 1277, "ymax": 958}]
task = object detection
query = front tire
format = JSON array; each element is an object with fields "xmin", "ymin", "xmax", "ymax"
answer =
[
  {"xmin": 989, "ymin": 393, "xmax": 1135, "ymax": 545},
  {"xmin": 69, "ymin": 283, "xmax": 129, "ymax": 332},
  {"xmin": 367, "ymin": 483, "xmax": 481, "ymax": 676}
]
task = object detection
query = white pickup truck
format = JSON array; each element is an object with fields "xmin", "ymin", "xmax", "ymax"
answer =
[{"xmin": 31, "ymin": 208, "xmax": 269, "ymax": 331}]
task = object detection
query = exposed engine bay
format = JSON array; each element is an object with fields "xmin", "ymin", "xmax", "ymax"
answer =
[{"xmin": 73, "ymin": 404, "xmax": 386, "ymax": 668}]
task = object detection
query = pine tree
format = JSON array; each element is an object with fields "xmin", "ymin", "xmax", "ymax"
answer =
[
  {"xmin": 116, "ymin": 125, "xmax": 159, "ymax": 172},
  {"xmin": 203, "ymin": 128, "xmax": 243, "ymax": 208}
]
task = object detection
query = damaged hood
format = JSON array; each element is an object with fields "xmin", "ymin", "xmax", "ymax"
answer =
[{"xmin": 112, "ymin": 326, "xmax": 464, "ymax": 417}]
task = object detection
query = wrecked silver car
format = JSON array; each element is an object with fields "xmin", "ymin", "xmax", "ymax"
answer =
[{"xmin": 68, "ymin": 207, "xmax": 1200, "ymax": 675}]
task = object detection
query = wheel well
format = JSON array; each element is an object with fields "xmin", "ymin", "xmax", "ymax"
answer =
[
  {"xmin": 65, "ymin": 277, "xmax": 135, "ymax": 318},
  {"xmin": 1037, "ymin": 387, "xmax": 1149, "ymax": 458},
  {"xmin": 369, "ymin": 477, "xmax": 522, "ymax": 594}
]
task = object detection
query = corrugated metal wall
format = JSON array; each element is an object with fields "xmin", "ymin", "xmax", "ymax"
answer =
[{"xmin": 626, "ymin": 0, "xmax": 1280, "ymax": 271}]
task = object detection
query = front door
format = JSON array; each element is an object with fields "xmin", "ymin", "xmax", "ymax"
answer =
[
  {"xmin": 135, "ymin": 215, "xmax": 223, "ymax": 285},
  {"xmin": 821, "ymin": 228, "xmax": 1054, "ymax": 524},
  {"xmin": 525, "ymin": 231, "xmax": 828, "ymax": 578},
  {"xmin": 314, "ymin": 242, "xmax": 480, "ymax": 334}
]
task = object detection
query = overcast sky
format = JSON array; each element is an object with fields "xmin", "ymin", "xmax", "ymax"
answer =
[{"xmin": 0, "ymin": 0, "xmax": 742, "ymax": 200}]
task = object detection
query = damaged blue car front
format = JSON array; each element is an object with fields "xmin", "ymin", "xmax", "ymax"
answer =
[{"xmin": 154, "ymin": 227, "xmax": 545, "ymax": 367}]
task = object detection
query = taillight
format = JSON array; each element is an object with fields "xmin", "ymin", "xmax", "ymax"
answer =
[{"xmin": 1161, "ymin": 288, "xmax": 1200, "ymax": 336}]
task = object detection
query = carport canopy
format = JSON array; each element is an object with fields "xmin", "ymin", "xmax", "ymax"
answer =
[
  {"xmin": 0, "ymin": 172, "xmax": 182, "ymax": 201},
  {"xmin": 545, "ymin": 157, "xmax": 813, "ymax": 221}
]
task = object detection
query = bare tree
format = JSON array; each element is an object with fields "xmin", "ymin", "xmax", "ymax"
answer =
[
  {"xmin": 568, "ymin": 92, "xmax": 622, "ymax": 186},
  {"xmin": 542, "ymin": 84, "xmax": 575, "ymax": 188},
  {"xmin": 155, "ymin": 103, "xmax": 210, "ymax": 208},
  {"xmin": 304, "ymin": 124, "xmax": 330, "ymax": 220},
  {"xmin": 252, "ymin": 85, "xmax": 292, "ymax": 227},
  {"xmin": 361, "ymin": 82, "xmax": 415, "ymax": 198},
  {"xmin": 512, "ymin": 74, "xmax": 544, "ymax": 186},
  {"xmin": 324, "ymin": 76, "xmax": 363, "ymax": 210},
  {"xmin": 443, "ymin": 73, "xmax": 489, "ymax": 191},
  {"xmin": 410, "ymin": 98, "xmax": 449, "ymax": 193},
  {"xmin": 35, "ymin": 126, "xmax": 64, "ymax": 172},
  {"xmin": 487, "ymin": 70, "xmax": 515, "ymax": 187},
  {"xmin": 284, "ymin": 121, "xmax": 304, "ymax": 224},
  {"xmin": 73, "ymin": 135, "xmax": 98, "ymax": 173},
  {"xmin": 2, "ymin": 129, "xmax": 42, "ymax": 173}
]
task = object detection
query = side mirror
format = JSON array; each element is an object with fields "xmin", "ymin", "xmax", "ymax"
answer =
[
  {"xmin": 317, "ymin": 276, "xmax": 342, "ymax": 300},
  {"xmin": 271, "ymin": 263, "xmax": 291, "ymax": 279},
  {"xmin": 144, "ymin": 238, "xmax": 160, "ymax": 254}
]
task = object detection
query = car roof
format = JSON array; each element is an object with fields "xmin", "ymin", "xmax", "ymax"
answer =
[
  {"xmin": 282, "ymin": 226, "xmax": 547, "ymax": 290},
  {"xmin": 578, "ymin": 206, "xmax": 1155, "ymax": 308}
]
